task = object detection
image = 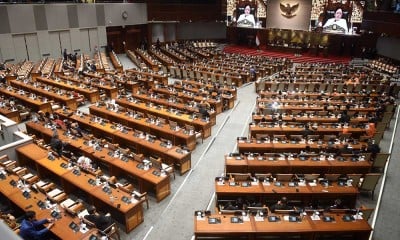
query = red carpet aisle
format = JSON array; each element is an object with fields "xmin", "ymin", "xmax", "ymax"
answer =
[{"xmin": 223, "ymin": 45, "xmax": 351, "ymax": 64}]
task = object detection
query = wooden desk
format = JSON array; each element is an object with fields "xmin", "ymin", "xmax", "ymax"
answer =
[
  {"xmin": 0, "ymin": 87, "xmax": 52, "ymax": 114},
  {"xmin": 194, "ymin": 213, "xmax": 371, "ymax": 240},
  {"xmin": 225, "ymin": 155, "xmax": 372, "ymax": 174},
  {"xmin": 237, "ymin": 139, "xmax": 367, "ymax": 154},
  {"xmin": 23, "ymin": 122, "xmax": 172, "ymax": 201},
  {"xmin": 36, "ymin": 76, "xmax": 100, "ymax": 103},
  {"xmin": 116, "ymin": 97, "xmax": 212, "ymax": 138},
  {"xmin": 10, "ymin": 80, "xmax": 78, "ymax": 110},
  {"xmin": 0, "ymin": 174, "xmax": 92, "ymax": 239},
  {"xmin": 0, "ymin": 107, "xmax": 20, "ymax": 122},
  {"xmin": 89, "ymin": 105, "xmax": 197, "ymax": 151},
  {"xmin": 215, "ymin": 180, "xmax": 359, "ymax": 207},
  {"xmin": 16, "ymin": 143, "xmax": 145, "ymax": 233}
]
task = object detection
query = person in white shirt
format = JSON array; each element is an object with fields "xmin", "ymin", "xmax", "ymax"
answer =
[
  {"xmin": 323, "ymin": 8, "xmax": 348, "ymax": 34},
  {"xmin": 237, "ymin": 5, "xmax": 256, "ymax": 27},
  {"xmin": 77, "ymin": 155, "xmax": 92, "ymax": 169}
]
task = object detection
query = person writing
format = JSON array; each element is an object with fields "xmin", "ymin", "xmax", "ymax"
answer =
[
  {"xmin": 323, "ymin": 8, "xmax": 348, "ymax": 34},
  {"xmin": 237, "ymin": 5, "xmax": 256, "ymax": 27},
  {"xmin": 19, "ymin": 210, "xmax": 55, "ymax": 240}
]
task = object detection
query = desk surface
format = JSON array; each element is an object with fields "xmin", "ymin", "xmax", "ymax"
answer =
[{"xmin": 195, "ymin": 213, "xmax": 371, "ymax": 239}]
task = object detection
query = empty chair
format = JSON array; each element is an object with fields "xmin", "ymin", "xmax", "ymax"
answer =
[
  {"xmin": 360, "ymin": 206, "xmax": 374, "ymax": 220},
  {"xmin": 98, "ymin": 222, "xmax": 121, "ymax": 240},
  {"xmin": 255, "ymin": 173, "xmax": 272, "ymax": 181},
  {"xmin": 275, "ymin": 174, "xmax": 293, "ymax": 182},
  {"xmin": 303, "ymin": 174, "xmax": 320, "ymax": 182},
  {"xmin": 324, "ymin": 174, "xmax": 341, "ymax": 182},
  {"xmin": 359, "ymin": 173, "xmax": 381, "ymax": 200},
  {"xmin": 347, "ymin": 174, "xmax": 363, "ymax": 187},
  {"xmin": 372, "ymin": 153, "xmax": 390, "ymax": 172},
  {"xmin": 46, "ymin": 188, "xmax": 68, "ymax": 203},
  {"xmin": 230, "ymin": 173, "xmax": 251, "ymax": 181}
]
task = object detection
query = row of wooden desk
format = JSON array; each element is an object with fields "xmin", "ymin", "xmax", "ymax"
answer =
[
  {"xmin": 252, "ymin": 113, "xmax": 370, "ymax": 124},
  {"xmin": 0, "ymin": 173, "xmax": 99, "ymax": 239},
  {"xmin": 36, "ymin": 76, "xmax": 100, "ymax": 103},
  {"xmin": 10, "ymin": 79, "xmax": 78, "ymax": 111},
  {"xmin": 29, "ymin": 110, "xmax": 192, "ymax": 175},
  {"xmin": 215, "ymin": 179, "xmax": 359, "ymax": 208},
  {"xmin": 0, "ymin": 86, "xmax": 53, "ymax": 114},
  {"xmin": 249, "ymin": 124, "xmax": 368, "ymax": 139},
  {"xmin": 116, "ymin": 96, "xmax": 212, "ymax": 139},
  {"xmin": 237, "ymin": 139, "xmax": 367, "ymax": 154},
  {"xmin": 194, "ymin": 213, "xmax": 371, "ymax": 240},
  {"xmin": 16, "ymin": 143, "xmax": 145, "ymax": 233},
  {"xmin": 88, "ymin": 105, "xmax": 197, "ymax": 151},
  {"xmin": 25, "ymin": 121, "xmax": 171, "ymax": 202},
  {"xmin": 225, "ymin": 154, "xmax": 372, "ymax": 174}
]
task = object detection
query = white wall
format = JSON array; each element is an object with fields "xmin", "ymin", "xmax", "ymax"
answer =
[{"xmin": 0, "ymin": 3, "xmax": 147, "ymax": 62}]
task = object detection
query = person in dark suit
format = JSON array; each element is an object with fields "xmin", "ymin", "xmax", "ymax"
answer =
[
  {"xmin": 83, "ymin": 205, "xmax": 114, "ymax": 231},
  {"xmin": 270, "ymin": 197, "xmax": 293, "ymax": 213},
  {"xmin": 19, "ymin": 211, "xmax": 54, "ymax": 240},
  {"xmin": 339, "ymin": 110, "xmax": 351, "ymax": 123}
]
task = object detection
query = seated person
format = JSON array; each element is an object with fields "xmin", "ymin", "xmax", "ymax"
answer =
[
  {"xmin": 237, "ymin": 5, "xmax": 256, "ymax": 27},
  {"xmin": 83, "ymin": 205, "xmax": 114, "ymax": 231},
  {"xmin": 325, "ymin": 198, "xmax": 346, "ymax": 211},
  {"xmin": 50, "ymin": 132, "xmax": 67, "ymax": 157},
  {"xmin": 270, "ymin": 197, "xmax": 294, "ymax": 213},
  {"xmin": 77, "ymin": 155, "xmax": 92, "ymax": 169},
  {"xmin": 19, "ymin": 210, "xmax": 54, "ymax": 240},
  {"xmin": 323, "ymin": 8, "xmax": 348, "ymax": 33},
  {"xmin": 199, "ymin": 106, "xmax": 210, "ymax": 120}
]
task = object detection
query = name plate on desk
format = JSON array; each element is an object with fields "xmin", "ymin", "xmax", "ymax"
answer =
[
  {"xmin": 268, "ymin": 216, "xmax": 280, "ymax": 222},
  {"xmin": 323, "ymin": 216, "xmax": 335, "ymax": 222},
  {"xmin": 208, "ymin": 217, "xmax": 221, "ymax": 224}
]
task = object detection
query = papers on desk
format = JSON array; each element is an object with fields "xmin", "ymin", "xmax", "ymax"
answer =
[
  {"xmin": 61, "ymin": 198, "xmax": 75, "ymax": 208},
  {"xmin": 251, "ymin": 181, "xmax": 259, "ymax": 186},
  {"xmin": 353, "ymin": 214, "xmax": 363, "ymax": 220},
  {"xmin": 47, "ymin": 188, "xmax": 62, "ymax": 198},
  {"xmin": 242, "ymin": 216, "xmax": 250, "ymax": 222},
  {"xmin": 308, "ymin": 182, "xmax": 317, "ymax": 187},
  {"xmin": 80, "ymin": 224, "xmax": 89, "ymax": 234},
  {"xmin": 217, "ymin": 181, "xmax": 225, "ymax": 186},
  {"xmin": 254, "ymin": 216, "xmax": 264, "ymax": 222},
  {"xmin": 298, "ymin": 182, "xmax": 306, "ymax": 187},
  {"xmin": 311, "ymin": 215, "xmax": 320, "ymax": 221},
  {"xmin": 262, "ymin": 182, "xmax": 271, "ymax": 186},
  {"xmin": 22, "ymin": 173, "xmax": 34, "ymax": 180},
  {"xmin": 78, "ymin": 209, "xmax": 89, "ymax": 218}
]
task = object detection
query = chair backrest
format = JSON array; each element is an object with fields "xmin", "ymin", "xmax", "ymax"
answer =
[
  {"xmin": 304, "ymin": 174, "xmax": 320, "ymax": 182},
  {"xmin": 347, "ymin": 174, "xmax": 362, "ymax": 187},
  {"xmin": 99, "ymin": 222, "xmax": 120, "ymax": 240},
  {"xmin": 373, "ymin": 153, "xmax": 390, "ymax": 170},
  {"xmin": 359, "ymin": 173, "xmax": 381, "ymax": 192},
  {"xmin": 230, "ymin": 173, "xmax": 250, "ymax": 181},
  {"xmin": 276, "ymin": 174, "xmax": 293, "ymax": 182},
  {"xmin": 325, "ymin": 173, "xmax": 341, "ymax": 182},
  {"xmin": 360, "ymin": 206, "xmax": 374, "ymax": 220}
]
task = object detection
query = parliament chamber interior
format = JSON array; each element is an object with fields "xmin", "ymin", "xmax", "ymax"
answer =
[{"xmin": 0, "ymin": 0, "xmax": 400, "ymax": 239}]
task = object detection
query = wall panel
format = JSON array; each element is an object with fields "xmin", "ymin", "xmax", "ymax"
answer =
[
  {"xmin": 25, "ymin": 33, "xmax": 41, "ymax": 61},
  {"xmin": 79, "ymin": 29, "xmax": 91, "ymax": 54},
  {"xmin": 49, "ymin": 32, "xmax": 61, "ymax": 58},
  {"xmin": 59, "ymin": 31, "xmax": 72, "ymax": 54},
  {"xmin": 88, "ymin": 28, "xmax": 99, "ymax": 53},
  {"xmin": 0, "ymin": 34, "xmax": 15, "ymax": 61},
  {"xmin": 8, "ymin": 5, "xmax": 35, "ymax": 34},
  {"xmin": 45, "ymin": 5, "xmax": 69, "ymax": 31},
  {"xmin": 12, "ymin": 35, "xmax": 28, "ymax": 61}
]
